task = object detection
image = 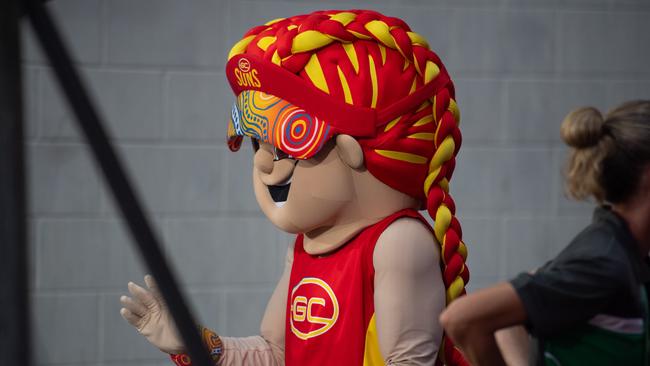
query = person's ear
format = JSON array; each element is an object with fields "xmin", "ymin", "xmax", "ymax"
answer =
[{"xmin": 335, "ymin": 134, "xmax": 364, "ymax": 170}]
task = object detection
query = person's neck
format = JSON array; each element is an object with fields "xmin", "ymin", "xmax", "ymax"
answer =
[
  {"xmin": 302, "ymin": 217, "xmax": 380, "ymax": 255},
  {"xmin": 612, "ymin": 199, "xmax": 650, "ymax": 257},
  {"xmin": 302, "ymin": 179, "xmax": 419, "ymax": 256}
]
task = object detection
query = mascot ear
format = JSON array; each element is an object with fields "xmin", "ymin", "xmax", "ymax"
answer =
[{"xmin": 336, "ymin": 134, "xmax": 364, "ymax": 170}]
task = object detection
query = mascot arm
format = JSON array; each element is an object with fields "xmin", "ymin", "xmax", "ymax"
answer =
[
  {"xmin": 168, "ymin": 244, "xmax": 292, "ymax": 366},
  {"xmin": 373, "ymin": 218, "xmax": 446, "ymax": 366}
]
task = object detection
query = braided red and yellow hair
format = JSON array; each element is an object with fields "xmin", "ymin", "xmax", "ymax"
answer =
[{"xmin": 227, "ymin": 9, "xmax": 469, "ymax": 365}]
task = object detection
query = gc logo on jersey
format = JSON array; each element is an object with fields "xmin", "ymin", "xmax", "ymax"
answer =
[{"xmin": 290, "ymin": 277, "xmax": 339, "ymax": 340}]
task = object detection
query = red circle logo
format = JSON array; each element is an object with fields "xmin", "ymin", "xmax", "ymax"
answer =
[{"xmin": 238, "ymin": 58, "xmax": 251, "ymax": 73}]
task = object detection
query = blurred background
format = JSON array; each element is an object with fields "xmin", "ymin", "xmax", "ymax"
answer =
[{"xmin": 20, "ymin": 0, "xmax": 650, "ymax": 365}]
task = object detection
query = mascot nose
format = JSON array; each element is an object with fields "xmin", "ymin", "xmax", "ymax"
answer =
[
  {"xmin": 254, "ymin": 141, "xmax": 297, "ymax": 185},
  {"xmin": 259, "ymin": 158, "xmax": 296, "ymax": 186},
  {"xmin": 254, "ymin": 148, "xmax": 274, "ymax": 174}
]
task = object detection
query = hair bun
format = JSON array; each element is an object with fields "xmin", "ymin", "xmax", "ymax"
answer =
[{"xmin": 560, "ymin": 107, "xmax": 605, "ymax": 148}]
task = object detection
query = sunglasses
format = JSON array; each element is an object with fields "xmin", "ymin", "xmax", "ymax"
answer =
[
  {"xmin": 250, "ymin": 138, "xmax": 292, "ymax": 161},
  {"xmin": 227, "ymin": 90, "xmax": 335, "ymax": 160}
]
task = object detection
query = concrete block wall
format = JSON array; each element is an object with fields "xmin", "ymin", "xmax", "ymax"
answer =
[{"xmin": 21, "ymin": 0, "xmax": 650, "ymax": 364}]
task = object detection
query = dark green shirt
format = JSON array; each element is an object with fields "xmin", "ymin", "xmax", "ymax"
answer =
[{"xmin": 511, "ymin": 206, "xmax": 650, "ymax": 365}]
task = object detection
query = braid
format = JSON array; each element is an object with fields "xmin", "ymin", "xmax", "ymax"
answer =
[
  {"xmin": 228, "ymin": 10, "xmax": 447, "ymax": 83},
  {"xmin": 425, "ymin": 91, "xmax": 469, "ymax": 366},
  {"xmin": 229, "ymin": 10, "xmax": 470, "ymax": 365}
]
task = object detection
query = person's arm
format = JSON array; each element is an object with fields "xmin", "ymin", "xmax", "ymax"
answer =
[
  {"xmin": 121, "ymin": 244, "xmax": 293, "ymax": 366},
  {"xmin": 439, "ymin": 283, "xmax": 527, "ymax": 366},
  {"xmin": 439, "ymin": 239, "xmax": 629, "ymax": 366},
  {"xmin": 489, "ymin": 268, "xmax": 538, "ymax": 365},
  {"xmin": 373, "ymin": 218, "xmax": 446, "ymax": 366},
  {"xmin": 495, "ymin": 326, "xmax": 530, "ymax": 366},
  {"xmin": 204, "ymin": 242, "xmax": 291, "ymax": 365}
]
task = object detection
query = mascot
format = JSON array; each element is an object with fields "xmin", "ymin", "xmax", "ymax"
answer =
[{"xmin": 120, "ymin": 9, "xmax": 470, "ymax": 366}]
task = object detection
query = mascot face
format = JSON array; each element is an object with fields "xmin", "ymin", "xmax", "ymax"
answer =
[
  {"xmin": 250, "ymin": 139, "xmax": 356, "ymax": 234},
  {"xmin": 229, "ymin": 90, "xmax": 356, "ymax": 233}
]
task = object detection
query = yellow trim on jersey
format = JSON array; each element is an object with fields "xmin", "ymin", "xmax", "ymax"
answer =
[{"xmin": 363, "ymin": 314, "xmax": 385, "ymax": 366}]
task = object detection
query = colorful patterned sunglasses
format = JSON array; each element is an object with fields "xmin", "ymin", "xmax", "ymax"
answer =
[{"xmin": 227, "ymin": 91, "xmax": 335, "ymax": 159}]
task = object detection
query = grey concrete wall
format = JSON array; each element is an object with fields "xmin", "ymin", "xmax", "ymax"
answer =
[{"xmin": 21, "ymin": 0, "xmax": 650, "ymax": 364}]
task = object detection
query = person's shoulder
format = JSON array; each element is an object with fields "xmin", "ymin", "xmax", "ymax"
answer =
[
  {"xmin": 551, "ymin": 221, "xmax": 631, "ymax": 281},
  {"xmin": 379, "ymin": 216, "xmax": 438, "ymax": 251},
  {"xmin": 562, "ymin": 220, "xmax": 625, "ymax": 259},
  {"xmin": 384, "ymin": 216, "xmax": 433, "ymax": 237},
  {"xmin": 373, "ymin": 217, "xmax": 440, "ymax": 272}
]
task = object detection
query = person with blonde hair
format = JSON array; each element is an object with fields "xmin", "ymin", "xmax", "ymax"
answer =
[{"xmin": 441, "ymin": 100, "xmax": 650, "ymax": 365}]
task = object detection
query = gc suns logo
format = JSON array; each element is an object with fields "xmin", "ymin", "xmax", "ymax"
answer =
[
  {"xmin": 290, "ymin": 277, "xmax": 339, "ymax": 340},
  {"xmin": 238, "ymin": 58, "xmax": 251, "ymax": 72},
  {"xmin": 234, "ymin": 57, "xmax": 261, "ymax": 88}
]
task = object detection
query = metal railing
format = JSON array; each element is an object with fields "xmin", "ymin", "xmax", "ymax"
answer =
[{"xmin": 1, "ymin": 1, "xmax": 214, "ymax": 365}]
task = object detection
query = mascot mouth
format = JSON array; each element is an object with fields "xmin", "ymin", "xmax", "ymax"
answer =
[{"xmin": 268, "ymin": 176, "xmax": 291, "ymax": 207}]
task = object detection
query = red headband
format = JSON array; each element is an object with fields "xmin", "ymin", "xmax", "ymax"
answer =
[{"xmin": 226, "ymin": 54, "xmax": 450, "ymax": 138}]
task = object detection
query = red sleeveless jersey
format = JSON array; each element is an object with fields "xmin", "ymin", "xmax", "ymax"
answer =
[{"xmin": 285, "ymin": 209, "xmax": 430, "ymax": 366}]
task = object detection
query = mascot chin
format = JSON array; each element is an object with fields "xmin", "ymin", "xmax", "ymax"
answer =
[{"xmin": 120, "ymin": 9, "xmax": 470, "ymax": 366}]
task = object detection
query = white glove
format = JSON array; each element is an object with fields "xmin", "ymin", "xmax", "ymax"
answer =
[{"xmin": 120, "ymin": 275, "xmax": 186, "ymax": 354}]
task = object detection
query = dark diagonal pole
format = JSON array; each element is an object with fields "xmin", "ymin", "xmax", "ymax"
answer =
[
  {"xmin": 0, "ymin": 0, "xmax": 30, "ymax": 365},
  {"xmin": 22, "ymin": 1, "xmax": 213, "ymax": 365}
]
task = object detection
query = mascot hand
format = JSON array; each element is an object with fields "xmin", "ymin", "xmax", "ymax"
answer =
[{"xmin": 120, "ymin": 275, "xmax": 185, "ymax": 354}]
